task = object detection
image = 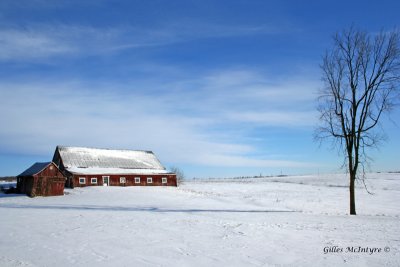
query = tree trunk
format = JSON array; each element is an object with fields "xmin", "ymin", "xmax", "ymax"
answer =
[{"xmin": 349, "ymin": 172, "xmax": 356, "ymax": 215}]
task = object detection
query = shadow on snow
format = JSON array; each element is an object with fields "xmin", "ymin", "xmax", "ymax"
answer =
[
  {"xmin": 0, "ymin": 203, "xmax": 298, "ymax": 213},
  {"xmin": 0, "ymin": 193, "xmax": 25, "ymax": 198}
]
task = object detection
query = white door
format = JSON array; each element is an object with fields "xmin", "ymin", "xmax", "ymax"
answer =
[{"xmin": 103, "ymin": 176, "xmax": 109, "ymax": 186}]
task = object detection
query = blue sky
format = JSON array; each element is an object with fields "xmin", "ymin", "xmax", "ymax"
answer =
[{"xmin": 0, "ymin": 0, "xmax": 399, "ymax": 178}]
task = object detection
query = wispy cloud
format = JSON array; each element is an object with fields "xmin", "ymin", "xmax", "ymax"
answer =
[
  {"xmin": 0, "ymin": 83, "xmax": 252, "ymax": 166},
  {"xmin": 0, "ymin": 25, "xmax": 124, "ymax": 61},
  {"xmin": 0, "ymin": 68, "xmax": 318, "ymax": 171},
  {"xmin": 167, "ymin": 69, "xmax": 319, "ymax": 127},
  {"xmin": 0, "ymin": 28, "xmax": 73, "ymax": 60},
  {"xmin": 0, "ymin": 21, "xmax": 287, "ymax": 62},
  {"xmin": 225, "ymin": 111, "xmax": 316, "ymax": 126}
]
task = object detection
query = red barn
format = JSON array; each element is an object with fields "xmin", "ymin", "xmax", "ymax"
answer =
[
  {"xmin": 17, "ymin": 162, "xmax": 65, "ymax": 197},
  {"xmin": 52, "ymin": 146, "xmax": 177, "ymax": 188}
]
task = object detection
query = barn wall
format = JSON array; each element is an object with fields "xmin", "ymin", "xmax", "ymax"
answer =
[
  {"xmin": 72, "ymin": 174, "xmax": 177, "ymax": 187},
  {"xmin": 32, "ymin": 176, "xmax": 65, "ymax": 196},
  {"xmin": 17, "ymin": 176, "xmax": 34, "ymax": 195},
  {"xmin": 52, "ymin": 150, "xmax": 63, "ymax": 170}
]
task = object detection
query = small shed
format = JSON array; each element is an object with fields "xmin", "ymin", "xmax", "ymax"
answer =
[{"xmin": 17, "ymin": 162, "xmax": 65, "ymax": 197}]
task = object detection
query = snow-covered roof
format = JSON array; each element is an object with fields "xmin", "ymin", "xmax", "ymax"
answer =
[
  {"xmin": 66, "ymin": 167, "xmax": 169, "ymax": 175},
  {"xmin": 55, "ymin": 146, "xmax": 166, "ymax": 173},
  {"xmin": 18, "ymin": 162, "xmax": 51, "ymax": 177}
]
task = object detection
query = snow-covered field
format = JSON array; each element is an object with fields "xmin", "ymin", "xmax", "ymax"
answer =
[{"xmin": 0, "ymin": 173, "xmax": 399, "ymax": 266}]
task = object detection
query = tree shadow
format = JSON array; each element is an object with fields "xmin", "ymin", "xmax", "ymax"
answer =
[
  {"xmin": 0, "ymin": 203, "xmax": 298, "ymax": 213},
  {"xmin": 0, "ymin": 193, "xmax": 25, "ymax": 198}
]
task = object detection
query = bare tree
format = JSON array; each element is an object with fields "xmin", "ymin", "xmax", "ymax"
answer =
[
  {"xmin": 169, "ymin": 166, "xmax": 185, "ymax": 185},
  {"xmin": 316, "ymin": 27, "xmax": 400, "ymax": 215}
]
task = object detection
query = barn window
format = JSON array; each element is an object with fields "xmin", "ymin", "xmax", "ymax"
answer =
[
  {"xmin": 135, "ymin": 177, "xmax": 140, "ymax": 184},
  {"xmin": 120, "ymin": 177, "xmax": 126, "ymax": 184},
  {"xmin": 79, "ymin": 177, "xmax": 86, "ymax": 184},
  {"xmin": 147, "ymin": 177, "xmax": 153, "ymax": 184},
  {"xmin": 91, "ymin": 178, "xmax": 97, "ymax": 184},
  {"xmin": 162, "ymin": 177, "xmax": 167, "ymax": 184}
]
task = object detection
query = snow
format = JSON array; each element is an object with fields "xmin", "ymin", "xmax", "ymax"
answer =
[
  {"xmin": 66, "ymin": 167, "xmax": 169, "ymax": 175},
  {"xmin": 58, "ymin": 146, "xmax": 165, "ymax": 170},
  {"xmin": 1, "ymin": 173, "xmax": 399, "ymax": 266}
]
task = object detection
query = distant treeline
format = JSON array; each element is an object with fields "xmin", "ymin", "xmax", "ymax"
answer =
[{"xmin": 0, "ymin": 176, "xmax": 17, "ymax": 181}]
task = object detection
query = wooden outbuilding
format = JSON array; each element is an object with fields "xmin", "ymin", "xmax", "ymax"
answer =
[
  {"xmin": 52, "ymin": 146, "xmax": 177, "ymax": 188},
  {"xmin": 17, "ymin": 162, "xmax": 65, "ymax": 197}
]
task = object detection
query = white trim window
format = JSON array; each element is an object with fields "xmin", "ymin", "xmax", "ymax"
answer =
[
  {"xmin": 79, "ymin": 177, "xmax": 86, "ymax": 184},
  {"xmin": 135, "ymin": 177, "xmax": 140, "ymax": 184},
  {"xmin": 162, "ymin": 177, "xmax": 167, "ymax": 184},
  {"xmin": 147, "ymin": 177, "xmax": 153, "ymax": 184},
  {"xmin": 91, "ymin": 177, "xmax": 97, "ymax": 184},
  {"xmin": 120, "ymin": 177, "xmax": 126, "ymax": 184}
]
